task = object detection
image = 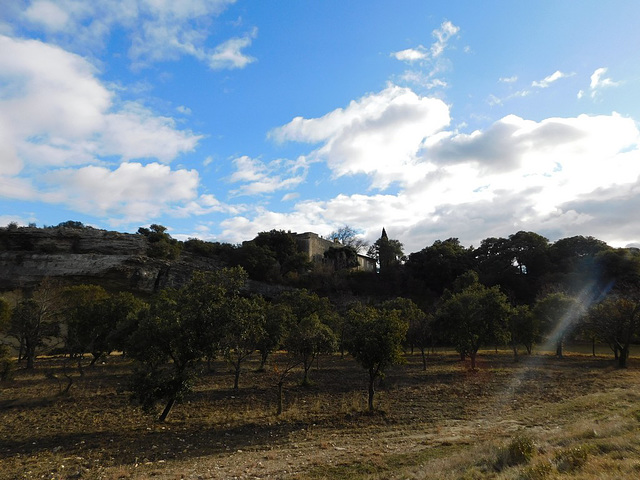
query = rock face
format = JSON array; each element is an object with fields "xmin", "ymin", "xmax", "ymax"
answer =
[{"xmin": 0, "ymin": 226, "xmax": 224, "ymax": 293}]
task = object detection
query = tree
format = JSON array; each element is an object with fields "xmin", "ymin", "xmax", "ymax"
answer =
[
  {"xmin": 256, "ymin": 302, "xmax": 294, "ymax": 371},
  {"xmin": 406, "ymin": 238, "xmax": 475, "ymax": 295},
  {"xmin": 138, "ymin": 224, "xmax": 182, "ymax": 260},
  {"xmin": 9, "ymin": 280, "xmax": 62, "ymax": 369},
  {"xmin": 587, "ymin": 296, "xmax": 640, "ymax": 368},
  {"xmin": 284, "ymin": 313, "xmax": 336, "ymax": 386},
  {"xmin": 435, "ymin": 272, "xmax": 511, "ymax": 369},
  {"xmin": 328, "ymin": 225, "xmax": 369, "ymax": 253},
  {"xmin": 61, "ymin": 285, "xmax": 110, "ymax": 361},
  {"xmin": 475, "ymin": 232, "xmax": 550, "ymax": 304},
  {"xmin": 367, "ymin": 228, "xmax": 405, "ymax": 274},
  {"xmin": 221, "ymin": 295, "xmax": 266, "ymax": 390},
  {"xmin": 508, "ymin": 305, "xmax": 537, "ymax": 359},
  {"xmin": 380, "ymin": 298, "xmax": 431, "ymax": 370},
  {"xmin": 344, "ymin": 302, "xmax": 408, "ymax": 411},
  {"xmin": 128, "ymin": 267, "xmax": 248, "ymax": 421},
  {"xmin": 0, "ymin": 298, "xmax": 12, "ymax": 380},
  {"xmin": 533, "ymin": 293, "xmax": 578, "ymax": 358},
  {"xmin": 324, "ymin": 245, "xmax": 360, "ymax": 271}
]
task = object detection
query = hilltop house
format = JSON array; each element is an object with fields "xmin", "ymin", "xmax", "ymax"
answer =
[{"xmin": 294, "ymin": 232, "xmax": 376, "ymax": 272}]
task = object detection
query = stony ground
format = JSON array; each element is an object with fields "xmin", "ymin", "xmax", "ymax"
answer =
[{"xmin": 1, "ymin": 349, "xmax": 639, "ymax": 479}]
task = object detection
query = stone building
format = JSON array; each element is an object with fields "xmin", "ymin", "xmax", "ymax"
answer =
[{"xmin": 294, "ymin": 232, "xmax": 376, "ymax": 272}]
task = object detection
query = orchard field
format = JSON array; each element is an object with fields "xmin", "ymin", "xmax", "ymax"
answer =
[{"xmin": 1, "ymin": 348, "xmax": 639, "ymax": 480}]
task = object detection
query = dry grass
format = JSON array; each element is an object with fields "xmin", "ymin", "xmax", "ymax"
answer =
[{"xmin": 0, "ymin": 348, "xmax": 639, "ymax": 479}]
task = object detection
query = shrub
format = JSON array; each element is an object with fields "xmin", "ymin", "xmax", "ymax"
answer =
[
  {"xmin": 554, "ymin": 445, "xmax": 589, "ymax": 473},
  {"xmin": 496, "ymin": 435, "xmax": 536, "ymax": 470},
  {"xmin": 0, "ymin": 345, "xmax": 13, "ymax": 381},
  {"xmin": 519, "ymin": 461, "xmax": 552, "ymax": 480}
]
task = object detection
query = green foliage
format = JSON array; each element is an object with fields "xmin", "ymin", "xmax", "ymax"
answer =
[
  {"xmin": 284, "ymin": 313, "xmax": 337, "ymax": 385},
  {"xmin": 509, "ymin": 304, "xmax": 538, "ymax": 355},
  {"xmin": 0, "ymin": 299, "xmax": 13, "ymax": 380},
  {"xmin": 221, "ymin": 294, "xmax": 267, "ymax": 389},
  {"xmin": 138, "ymin": 224, "xmax": 182, "ymax": 259},
  {"xmin": 586, "ymin": 296, "xmax": 640, "ymax": 367},
  {"xmin": 324, "ymin": 245, "xmax": 360, "ymax": 271},
  {"xmin": 533, "ymin": 292, "xmax": 578, "ymax": 357},
  {"xmin": 9, "ymin": 281, "xmax": 63, "ymax": 369},
  {"xmin": 554, "ymin": 445, "xmax": 589, "ymax": 473},
  {"xmin": 435, "ymin": 274, "xmax": 511, "ymax": 368},
  {"xmin": 183, "ymin": 237, "xmax": 236, "ymax": 259},
  {"xmin": 495, "ymin": 435, "xmax": 536, "ymax": 470},
  {"xmin": 344, "ymin": 302, "xmax": 408, "ymax": 410},
  {"xmin": 367, "ymin": 228, "xmax": 405, "ymax": 273},
  {"xmin": 128, "ymin": 267, "xmax": 249, "ymax": 420},
  {"xmin": 256, "ymin": 302, "xmax": 295, "ymax": 369},
  {"xmin": 406, "ymin": 238, "xmax": 474, "ymax": 294}
]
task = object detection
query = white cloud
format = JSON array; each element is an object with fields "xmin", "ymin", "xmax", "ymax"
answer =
[
  {"xmin": 270, "ymin": 85, "xmax": 450, "ymax": 189},
  {"xmin": 588, "ymin": 67, "xmax": 620, "ymax": 98},
  {"xmin": 499, "ymin": 76, "xmax": 518, "ymax": 83},
  {"xmin": 208, "ymin": 28, "xmax": 257, "ymax": 70},
  {"xmin": 392, "ymin": 46, "xmax": 428, "ymax": 63},
  {"xmin": 0, "ymin": 35, "xmax": 200, "ymax": 175},
  {"xmin": 23, "ymin": 0, "xmax": 70, "ymax": 32},
  {"xmin": 431, "ymin": 20, "xmax": 459, "ymax": 58},
  {"xmin": 243, "ymin": 102, "xmax": 640, "ymax": 253},
  {"xmin": 10, "ymin": 0, "xmax": 253, "ymax": 71},
  {"xmin": 0, "ymin": 35, "xmax": 205, "ymax": 224},
  {"xmin": 42, "ymin": 162, "xmax": 200, "ymax": 224},
  {"xmin": 228, "ymin": 155, "xmax": 307, "ymax": 196},
  {"xmin": 391, "ymin": 20, "xmax": 459, "ymax": 90},
  {"xmin": 532, "ymin": 70, "xmax": 572, "ymax": 88}
]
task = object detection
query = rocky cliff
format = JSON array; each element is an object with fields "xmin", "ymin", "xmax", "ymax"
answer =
[{"xmin": 0, "ymin": 226, "xmax": 225, "ymax": 293}]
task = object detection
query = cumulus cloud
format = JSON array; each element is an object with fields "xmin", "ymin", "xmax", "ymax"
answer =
[
  {"xmin": 7, "ymin": 0, "xmax": 254, "ymax": 70},
  {"xmin": 270, "ymin": 85, "xmax": 450, "ymax": 189},
  {"xmin": 241, "ymin": 96, "xmax": 640, "ymax": 253},
  {"xmin": 0, "ymin": 35, "xmax": 204, "ymax": 224},
  {"xmin": 42, "ymin": 162, "xmax": 199, "ymax": 224},
  {"xmin": 228, "ymin": 155, "xmax": 307, "ymax": 196},
  {"xmin": 0, "ymin": 35, "xmax": 200, "ymax": 172}
]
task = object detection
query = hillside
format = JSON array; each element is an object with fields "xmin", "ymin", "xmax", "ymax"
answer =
[{"xmin": 0, "ymin": 225, "xmax": 226, "ymax": 294}]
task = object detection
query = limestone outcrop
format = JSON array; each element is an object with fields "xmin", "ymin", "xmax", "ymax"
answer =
[{"xmin": 0, "ymin": 226, "xmax": 224, "ymax": 293}]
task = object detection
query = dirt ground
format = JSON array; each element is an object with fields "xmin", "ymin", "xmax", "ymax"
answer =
[{"xmin": 1, "ymin": 349, "xmax": 639, "ymax": 479}]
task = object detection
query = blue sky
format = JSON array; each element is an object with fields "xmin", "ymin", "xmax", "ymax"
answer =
[{"xmin": 1, "ymin": 1, "xmax": 640, "ymax": 254}]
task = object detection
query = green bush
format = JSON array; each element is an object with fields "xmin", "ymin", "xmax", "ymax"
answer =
[
  {"xmin": 496, "ymin": 435, "xmax": 536, "ymax": 470},
  {"xmin": 0, "ymin": 345, "xmax": 13, "ymax": 381},
  {"xmin": 554, "ymin": 445, "xmax": 588, "ymax": 473},
  {"xmin": 519, "ymin": 461, "xmax": 552, "ymax": 480}
]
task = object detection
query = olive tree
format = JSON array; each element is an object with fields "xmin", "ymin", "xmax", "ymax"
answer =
[
  {"xmin": 435, "ymin": 272, "xmax": 511, "ymax": 369},
  {"xmin": 587, "ymin": 296, "xmax": 640, "ymax": 368},
  {"xmin": 344, "ymin": 302, "xmax": 408, "ymax": 411}
]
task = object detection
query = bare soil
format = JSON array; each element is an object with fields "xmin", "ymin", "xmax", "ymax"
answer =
[{"xmin": 1, "ymin": 349, "xmax": 639, "ymax": 479}]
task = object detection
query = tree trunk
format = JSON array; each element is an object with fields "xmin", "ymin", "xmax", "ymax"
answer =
[
  {"xmin": 420, "ymin": 347, "xmax": 427, "ymax": 371},
  {"xmin": 617, "ymin": 346, "xmax": 629, "ymax": 368},
  {"xmin": 276, "ymin": 381, "xmax": 284, "ymax": 415},
  {"xmin": 470, "ymin": 351, "xmax": 477, "ymax": 370},
  {"xmin": 159, "ymin": 397, "xmax": 176, "ymax": 422},
  {"xmin": 258, "ymin": 350, "xmax": 268, "ymax": 371},
  {"xmin": 26, "ymin": 346, "xmax": 35, "ymax": 370},
  {"xmin": 592, "ymin": 338, "xmax": 596, "ymax": 357},
  {"xmin": 556, "ymin": 339, "xmax": 563, "ymax": 358},
  {"xmin": 368, "ymin": 369, "xmax": 375, "ymax": 411},
  {"xmin": 233, "ymin": 363, "xmax": 240, "ymax": 391},
  {"xmin": 512, "ymin": 342, "xmax": 519, "ymax": 362}
]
